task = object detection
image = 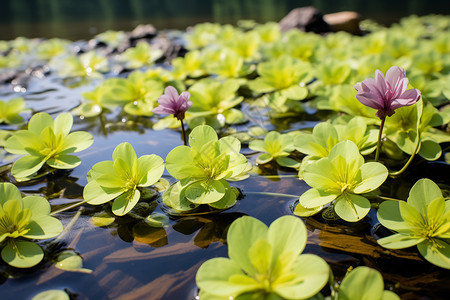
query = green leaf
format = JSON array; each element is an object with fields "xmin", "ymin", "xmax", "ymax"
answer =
[
  {"xmin": 299, "ymin": 188, "xmax": 337, "ymax": 209},
  {"xmin": 280, "ymin": 85, "xmax": 308, "ymax": 100},
  {"xmin": 23, "ymin": 214, "xmax": 63, "ymax": 239},
  {"xmin": 352, "ymin": 162, "xmax": 388, "ymax": 194},
  {"xmin": 338, "ymin": 266, "xmax": 384, "ymax": 300},
  {"xmin": 165, "ymin": 146, "xmax": 202, "ymax": 179},
  {"xmin": 27, "ymin": 112, "xmax": 54, "ymax": 136},
  {"xmin": 275, "ymin": 254, "xmax": 329, "ymax": 300},
  {"xmin": 196, "ymin": 257, "xmax": 259, "ymax": 297},
  {"xmin": 136, "ymin": 154, "xmax": 165, "ymax": 187},
  {"xmin": 417, "ymin": 240, "xmax": 450, "ymax": 269},
  {"xmin": 112, "ymin": 142, "xmax": 137, "ymax": 169},
  {"xmin": 377, "ymin": 233, "xmax": 423, "ymax": 249},
  {"xmin": 0, "ymin": 182, "xmax": 23, "ymax": 206},
  {"xmin": 162, "ymin": 181, "xmax": 198, "ymax": 212},
  {"xmin": 11, "ymin": 155, "xmax": 46, "ymax": 180},
  {"xmin": 293, "ymin": 201, "xmax": 323, "ymax": 217},
  {"xmin": 208, "ymin": 183, "xmax": 237, "ymax": 209},
  {"xmin": 189, "ymin": 125, "xmax": 218, "ymax": 150},
  {"xmin": 248, "ymin": 238, "xmax": 272, "ymax": 275},
  {"xmin": 275, "ymin": 157, "xmax": 300, "ymax": 169},
  {"xmin": 303, "ymin": 158, "xmax": 339, "ymax": 190},
  {"xmin": 334, "ymin": 193, "xmax": 371, "ymax": 222},
  {"xmin": 249, "ymin": 140, "xmax": 267, "ymax": 152},
  {"xmin": 1, "ymin": 240, "xmax": 44, "ymax": 268},
  {"xmin": 46, "ymin": 154, "xmax": 81, "ymax": 169},
  {"xmin": 83, "ymin": 181, "xmax": 123, "ymax": 205},
  {"xmin": 228, "ymin": 216, "xmax": 268, "ymax": 277},
  {"xmin": 267, "ymin": 216, "xmax": 307, "ymax": 271},
  {"xmin": 32, "ymin": 290, "xmax": 70, "ymax": 300},
  {"xmin": 112, "ymin": 189, "xmax": 141, "ymax": 216},
  {"xmin": 53, "ymin": 113, "xmax": 73, "ymax": 137},
  {"xmin": 256, "ymin": 153, "xmax": 273, "ymax": 164},
  {"xmin": 408, "ymin": 178, "xmax": 444, "ymax": 213},
  {"xmin": 5, "ymin": 131, "xmax": 42, "ymax": 155},
  {"xmin": 185, "ymin": 180, "xmax": 226, "ymax": 204},
  {"xmin": 418, "ymin": 139, "xmax": 441, "ymax": 160},
  {"xmin": 90, "ymin": 212, "xmax": 116, "ymax": 227},
  {"xmin": 87, "ymin": 160, "xmax": 115, "ymax": 180},
  {"xmin": 55, "ymin": 250, "xmax": 92, "ymax": 273},
  {"xmin": 95, "ymin": 172, "xmax": 126, "ymax": 189},
  {"xmin": 223, "ymin": 108, "xmax": 247, "ymax": 124},
  {"xmin": 60, "ymin": 131, "xmax": 94, "ymax": 153},
  {"xmin": 377, "ymin": 201, "xmax": 412, "ymax": 232}
]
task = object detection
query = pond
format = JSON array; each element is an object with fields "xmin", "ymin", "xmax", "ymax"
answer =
[{"xmin": 0, "ymin": 11, "xmax": 449, "ymax": 300}]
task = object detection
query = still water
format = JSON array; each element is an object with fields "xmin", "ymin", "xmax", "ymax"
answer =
[{"xmin": 1, "ymin": 0, "xmax": 450, "ymax": 40}]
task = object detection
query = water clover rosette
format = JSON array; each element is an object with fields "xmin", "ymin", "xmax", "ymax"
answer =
[
  {"xmin": 4, "ymin": 112, "xmax": 94, "ymax": 181},
  {"xmin": 196, "ymin": 215, "xmax": 330, "ymax": 299},
  {"xmin": 249, "ymin": 130, "xmax": 299, "ymax": 168},
  {"xmin": 377, "ymin": 178, "xmax": 450, "ymax": 269},
  {"xmin": 0, "ymin": 182, "xmax": 63, "ymax": 268},
  {"xmin": 0, "ymin": 97, "xmax": 28, "ymax": 125},
  {"xmin": 294, "ymin": 140, "xmax": 388, "ymax": 222},
  {"xmin": 163, "ymin": 125, "xmax": 250, "ymax": 212},
  {"xmin": 83, "ymin": 142, "xmax": 165, "ymax": 216}
]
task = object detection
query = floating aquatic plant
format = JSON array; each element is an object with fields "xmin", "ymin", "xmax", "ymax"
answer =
[
  {"xmin": 187, "ymin": 78, "xmax": 246, "ymax": 128},
  {"xmin": 171, "ymin": 50, "xmax": 207, "ymax": 80},
  {"xmin": 50, "ymin": 50, "xmax": 108, "ymax": 79},
  {"xmin": 83, "ymin": 142, "xmax": 164, "ymax": 216},
  {"xmin": 249, "ymin": 131, "xmax": 299, "ymax": 168},
  {"xmin": 5, "ymin": 112, "xmax": 94, "ymax": 181},
  {"xmin": 196, "ymin": 215, "xmax": 330, "ymax": 299},
  {"xmin": 337, "ymin": 266, "xmax": 400, "ymax": 300},
  {"xmin": 295, "ymin": 140, "xmax": 388, "ymax": 222},
  {"xmin": 36, "ymin": 38, "xmax": 70, "ymax": 61},
  {"xmin": 119, "ymin": 41, "xmax": 163, "ymax": 69},
  {"xmin": 0, "ymin": 97, "xmax": 27, "ymax": 125},
  {"xmin": 0, "ymin": 182, "xmax": 63, "ymax": 268},
  {"xmin": 100, "ymin": 70, "xmax": 164, "ymax": 116},
  {"xmin": 377, "ymin": 178, "xmax": 450, "ymax": 269},
  {"xmin": 248, "ymin": 55, "xmax": 310, "ymax": 100},
  {"xmin": 163, "ymin": 125, "xmax": 250, "ymax": 212},
  {"xmin": 294, "ymin": 117, "xmax": 378, "ymax": 174},
  {"xmin": 384, "ymin": 101, "xmax": 450, "ymax": 161}
]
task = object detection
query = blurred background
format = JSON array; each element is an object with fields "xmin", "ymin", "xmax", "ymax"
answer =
[{"xmin": 0, "ymin": 0, "xmax": 449, "ymax": 40}]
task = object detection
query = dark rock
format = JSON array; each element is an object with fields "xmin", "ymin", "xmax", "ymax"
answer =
[
  {"xmin": 279, "ymin": 6, "xmax": 331, "ymax": 34},
  {"xmin": 324, "ymin": 11, "xmax": 361, "ymax": 34},
  {"xmin": 129, "ymin": 24, "xmax": 158, "ymax": 41}
]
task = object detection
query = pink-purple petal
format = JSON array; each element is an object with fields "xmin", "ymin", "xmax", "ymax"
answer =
[
  {"xmin": 164, "ymin": 86, "xmax": 179, "ymax": 100},
  {"xmin": 354, "ymin": 66, "xmax": 420, "ymax": 119}
]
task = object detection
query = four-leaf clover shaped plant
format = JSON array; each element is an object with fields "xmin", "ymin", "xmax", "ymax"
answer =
[
  {"xmin": 5, "ymin": 112, "xmax": 94, "ymax": 181},
  {"xmin": 163, "ymin": 125, "xmax": 250, "ymax": 212},
  {"xmin": 83, "ymin": 142, "xmax": 164, "ymax": 216},
  {"xmin": 0, "ymin": 182, "xmax": 63, "ymax": 268},
  {"xmin": 196, "ymin": 215, "xmax": 330, "ymax": 299},
  {"xmin": 295, "ymin": 140, "xmax": 388, "ymax": 222},
  {"xmin": 377, "ymin": 178, "xmax": 450, "ymax": 269}
]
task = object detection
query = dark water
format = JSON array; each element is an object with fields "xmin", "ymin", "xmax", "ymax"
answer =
[
  {"xmin": 1, "ymin": 0, "xmax": 450, "ymax": 40},
  {"xmin": 0, "ymin": 70, "xmax": 449, "ymax": 299}
]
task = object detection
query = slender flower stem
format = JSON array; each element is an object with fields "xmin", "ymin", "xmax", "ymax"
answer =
[
  {"xmin": 375, "ymin": 116, "xmax": 386, "ymax": 162},
  {"xmin": 180, "ymin": 119, "xmax": 187, "ymax": 146}
]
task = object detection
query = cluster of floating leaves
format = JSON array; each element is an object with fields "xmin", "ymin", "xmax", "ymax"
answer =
[{"xmin": 0, "ymin": 13, "xmax": 449, "ymax": 299}]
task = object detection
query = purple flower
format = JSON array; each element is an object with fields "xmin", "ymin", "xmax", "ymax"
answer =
[
  {"xmin": 153, "ymin": 86, "xmax": 192, "ymax": 120},
  {"xmin": 355, "ymin": 66, "xmax": 421, "ymax": 119}
]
